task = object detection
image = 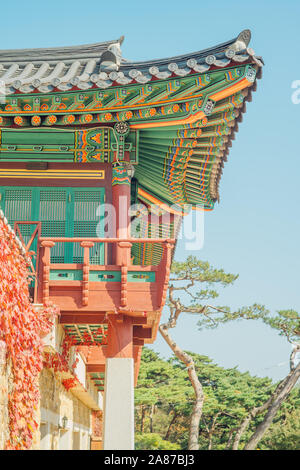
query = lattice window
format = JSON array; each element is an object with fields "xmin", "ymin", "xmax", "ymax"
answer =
[
  {"xmin": 4, "ymin": 189, "xmax": 33, "ymax": 246},
  {"xmin": 39, "ymin": 190, "xmax": 67, "ymax": 263},
  {"xmin": 73, "ymin": 190, "xmax": 103, "ymax": 264},
  {"xmin": 5, "ymin": 189, "xmax": 32, "ymax": 224},
  {"xmin": 0, "ymin": 186, "xmax": 104, "ymax": 264}
]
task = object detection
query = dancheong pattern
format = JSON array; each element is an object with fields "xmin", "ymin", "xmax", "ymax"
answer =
[
  {"xmin": 0, "ymin": 29, "xmax": 263, "ymax": 263},
  {"xmin": 74, "ymin": 128, "xmax": 110, "ymax": 162}
]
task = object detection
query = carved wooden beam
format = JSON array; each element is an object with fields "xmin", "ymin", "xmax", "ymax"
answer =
[
  {"xmin": 133, "ymin": 326, "xmax": 152, "ymax": 339},
  {"xmin": 86, "ymin": 364, "xmax": 105, "ymax": 373}
]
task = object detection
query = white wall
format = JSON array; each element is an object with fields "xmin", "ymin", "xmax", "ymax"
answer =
[{"xmin": 40, "ymin": 407, "xmax": 91, "ymax": 450}]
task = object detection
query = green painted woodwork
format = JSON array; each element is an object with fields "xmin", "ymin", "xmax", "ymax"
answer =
[
  {"xmin": 90, "ymin": 372, "xmax": 105, "ymax": 391},
  {"xmin": 0, "ymin": 186, "xmax": 105, "ymax": 263},
  {"xmin": 2, "ymin": 129, "xmax": 74, "ymax": 145},
  {"xmin": 127, "ymin": 271, "xmax": 156, "ymax": 282},
  {"xmin": 131, "ymin": 213, "xmax": 176, "ymax": 267},
  {"xmin": 0, "ymin": 151, "xmax": 73, "ymax": 162},
  {"xmin": 49, "ymin": 269, "xmax": 156, "ymax": 281},
  {"xmin": 89, "ymin": 271, "xmax": 121, "ymax": 282},
  {"xmin": 0, "ymin": 127, "xmax": 138, "ymax": 163},
  {"xmin": 0, "ymin": 57, "xmax": 259, "ymax": 267},
  {"xmin": 135, "ymin": 101, "xmax": 243, "ymax": 209},
  {"xmin": 49, "ymin": 269, "xmax": 83, "ymax": 281},
  {"xmin": 0, "ymin": 66, "xmax": 251, "ymax": 128},
  {"xmin": 64, "ymin": 324, "xmax": 107, "ymax": 348},
  {"xmin": 89, "ymin": 271, "xmax": 156, "ymax": 282}
]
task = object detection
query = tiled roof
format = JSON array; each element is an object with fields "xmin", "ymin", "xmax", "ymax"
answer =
[{"xmin": 0, "ymin": 30, "xmax": 263, "ymax": 94}]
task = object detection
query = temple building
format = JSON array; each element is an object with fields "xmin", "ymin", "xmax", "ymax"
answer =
[{"xmin": 0, "ymin": 30, "xmax": 262, "ymax": 450}]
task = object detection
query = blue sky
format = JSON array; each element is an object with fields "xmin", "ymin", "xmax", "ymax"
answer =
[{"xmin": 1, "ymin": 0, "xmax": 299, "ymax": 381}]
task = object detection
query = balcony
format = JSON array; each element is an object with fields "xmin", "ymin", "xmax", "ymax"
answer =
[{"xmin": 35, "ymin": 236, "xmax": 174, "ymax": 320}]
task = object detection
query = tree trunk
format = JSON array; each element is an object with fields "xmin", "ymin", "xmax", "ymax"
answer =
[
  {"xmin": 207, "ymin": 412, "xmax": 221, "ymax": 450},
  {"xmin": 159, "ymin": 323, "xmax": 204, "ymax": 450},
  {"xmin": 232, "ymin": 414, "xmax": 252, "ymax": 450},
  {"xmin": 149, "ymin": 404, "xmax": 155, "ymax": 433},
  {"xmin": 244, "ymin": 361, "xmax": 300, "ymax": 450},
  {"xmin": 140, "ymin": 405, "xmax": 146, "ymax": 433},
  {"xmin": 232, "ymin": 358, "xmax": 300, "ymax": 450},
  {"xmin": 225, "ymin": 428, "xmax": 235, "ymax": 450},
  {"xmin": 165, "ymin": 411, "xmax": 178, "ymax": 441}
]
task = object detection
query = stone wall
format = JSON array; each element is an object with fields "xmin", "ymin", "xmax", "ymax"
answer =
[{"xmin": 39, "ymin": 368, "xmax": 92, "ymax": 450}]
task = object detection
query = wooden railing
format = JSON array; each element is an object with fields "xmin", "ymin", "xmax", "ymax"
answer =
[{"xmin": 37, "ymin": 237, "xmax": 175, "ymax": 311}]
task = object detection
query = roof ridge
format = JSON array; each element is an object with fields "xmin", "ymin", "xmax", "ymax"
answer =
[
  {"xmin": 0, "ymin": 37, "xmax": 124, "ymax": 62},
  {"xmin": 120, "ymin": 30, "xmax": 251, "ymax": 68}
]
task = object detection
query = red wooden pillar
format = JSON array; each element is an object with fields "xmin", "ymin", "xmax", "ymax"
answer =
[
  {"xmin": 106, "ymin": 315, "xmax": 133, "ymax": 358},
  {"xmin": 103, "ymin": 165, "xmax": 135, "ymax": 449},
  {"xmin": 111, "ymin": 166, "xmax": 131, "ymax": 265},
  {"xmin": 40, "ymin": 240, "xmax": 55, "ymax": 306}
]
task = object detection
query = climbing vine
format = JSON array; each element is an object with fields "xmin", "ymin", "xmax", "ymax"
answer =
[
  {"xmin": 62, "ymin": 378, "xmax": 79, "ymax": 391},
  {"xmin": 43, "ymin": 332, "xmax": 104, "ymax": 393},
  {"xmin": 43, "ymin": 334, "xmax": 77, "ymax": 375},
  {"xmin": 0, "ymin": 219, "xmax": 58, "ymax": 450}
]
